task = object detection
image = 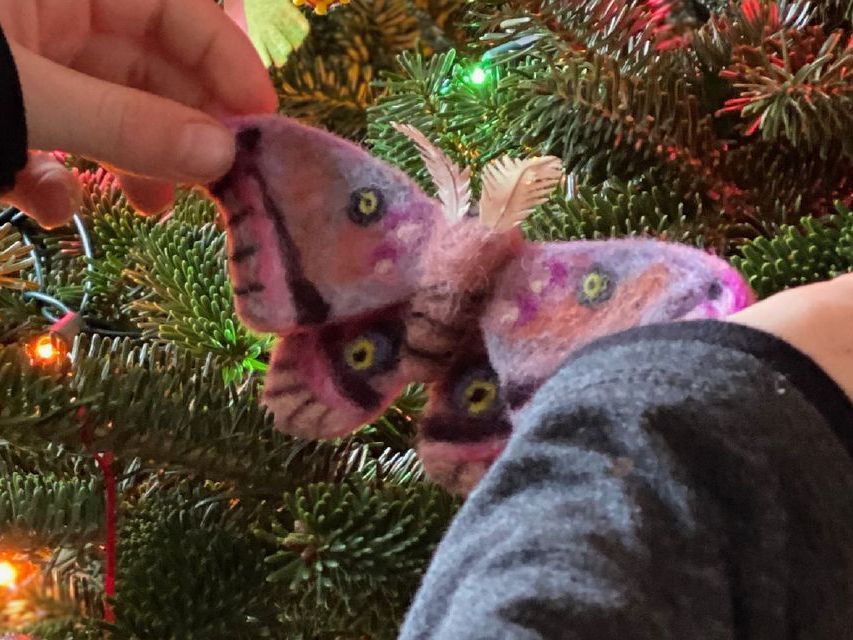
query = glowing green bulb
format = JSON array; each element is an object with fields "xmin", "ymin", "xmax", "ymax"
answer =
[{"xmin": 469, "ymin": 66, "xmax": 487, "ymax": 85}]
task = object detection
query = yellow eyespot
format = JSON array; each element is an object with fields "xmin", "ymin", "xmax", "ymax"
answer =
[
  {"xmin": 464, "ymin": 380, "xmax": 498, "ymax": 416},
  {"xmin": 579, "ymin": 268, "xmax": 614, "ymax": 305},
  {"xmin": 349, "ymin": 188, "xmax": 386, "ymax": 225},
  {"xmin": 358, "ymin": 191, "xmax": 379, "ymax": 215},
  {"xmin": 344, "ymin": 337, "xmax": 376, "ymax": 371}
]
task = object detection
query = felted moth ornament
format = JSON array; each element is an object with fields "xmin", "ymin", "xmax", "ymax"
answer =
[{"xmin": 210, "ymin": 115, "xmax": 754, "ymax": 494}]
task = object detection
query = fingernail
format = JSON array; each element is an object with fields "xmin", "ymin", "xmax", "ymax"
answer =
[{"xmin": 177, "ymin": 123, "xmax": 236, "ymax": 181}]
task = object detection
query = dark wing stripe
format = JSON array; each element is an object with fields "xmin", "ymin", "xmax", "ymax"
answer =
[
  {"xmin": 403, "ymin": 339, "xmax": 453, "ymax": 363},
  {"xmin": 226, "ymin": 207, "xmax": 254, "ymax": 228},
  {"xmin": 272, "ymin": 359, "xmax": 298, "ymax": 372},
  {"xmin": 286, "ymin": 397, "xmax": 317, "ymax": 423},
  {"xmin": 420, "ymin": 416, "xmax": 512, "ymax": 443},
  {"xmin": 265, "ymin": 383, "xmax": 307, "ymax": 399},
  {"xmin": 233, "ymin": 282, "xmax": 265, "ymax": 296},
  {"xmin": 317, "ymin": 406, "xmax": 333, "ymax": 425},
  {"xmin": 248, "ymin": 166, "xmax": 330, "ymax": 325},
  {"xmin": 230, "ymin": 245, "xmax": 258, "ymax": 262}
]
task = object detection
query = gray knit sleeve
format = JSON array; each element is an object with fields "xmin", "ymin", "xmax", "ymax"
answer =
[{"xmin": 399, "ymin": 321, "xmax": 853, "ymax": 640}]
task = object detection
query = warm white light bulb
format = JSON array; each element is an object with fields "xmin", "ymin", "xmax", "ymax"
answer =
[{"xmin": 0, "ymin": 560, "xmax": 18, "ymax": 588}]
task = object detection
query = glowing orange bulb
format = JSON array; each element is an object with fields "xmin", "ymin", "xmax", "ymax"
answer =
[
  {"xmin": 27, "ymin": 333, "xmax": 67, "ymax": 367},
  {"xmin": 0, "ymin": 560, "xmax": 18, "ymax": 589},
  {"xmin": 35, "ymin": 336, "xmax": 58, "ymax": 360}
]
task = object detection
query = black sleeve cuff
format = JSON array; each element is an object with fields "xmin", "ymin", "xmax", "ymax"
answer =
[
  {"xmin": 0, "ymin": 24, "xmax": 27, "ymax": 194},
  {"xmin": 567, "ymin": 320, "xmax": 853, "ymax": 452}
]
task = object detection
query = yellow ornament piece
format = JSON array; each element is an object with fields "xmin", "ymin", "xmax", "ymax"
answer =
[
  {"xmin": 293, "ymin": 0, "xmax": 351, "ymax": 15},
  {"xmin": 224, "ymin": 0, "xmax": 310, "ymax": 68}
]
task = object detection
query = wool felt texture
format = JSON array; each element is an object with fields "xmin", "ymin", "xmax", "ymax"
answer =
[
  {"xmin": 210, "ymin": 114, "xmax": 755, "ymax": 493},
  {"xmin": 398, "ymin": 320, "xmax": 853, "ymax": 639},
  {"xmin": 0, "ymin": 24, "xmax": 27, "ymax": 194}
]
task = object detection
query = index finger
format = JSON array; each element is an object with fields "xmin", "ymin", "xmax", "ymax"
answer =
[{"xmin": 91, "ymin": 0, "xmax": 278, "ymax": 115}]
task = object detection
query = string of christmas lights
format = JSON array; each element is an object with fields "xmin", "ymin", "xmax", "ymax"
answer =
[{"xmin": 1, "ymin": 205, "xmax": 118, "ymax": 626}]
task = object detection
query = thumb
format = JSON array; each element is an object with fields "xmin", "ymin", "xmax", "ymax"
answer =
[
  {"xmin": 12, "ymin": 43, "xmax": 236, "ymax": 185},
  {"xmin": 2, "ymin": 152, "xmax": 83, "ymax": 229}
]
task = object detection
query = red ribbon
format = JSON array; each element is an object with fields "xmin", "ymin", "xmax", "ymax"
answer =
[
  {"xmin": 94, "ymin": 451, "xmax": 117, "ymax": 623},
  {"xmin": 78, "ymin": 408, "xmax": 117, "ymax": 624}
]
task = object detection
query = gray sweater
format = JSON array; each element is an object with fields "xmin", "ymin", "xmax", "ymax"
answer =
[{"xmin": 399, "ymin": 321, "xmax": 853, "ymax": 640}]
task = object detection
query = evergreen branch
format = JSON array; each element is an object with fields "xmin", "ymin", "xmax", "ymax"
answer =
[
  {"xmin": 0, "ymin": 289, "xmax": 46, "ymax": 344},
  {"xmin": 124, "ymin": 221, "xmax": 272, "ymax": 379},
  {"xmin": 81, "ymin": 184, "xmax": 156, "ymax": 327},
  {"xmin": 368, "ymin": 50, "xmax": 465, "ymax": 187},
  {"xmin": 692, "ymin": 0, "xmax": 816, "ymax": 73},
  {"xmin": 498, "ymin": 52, "xmax": 763, "ymax": 227},
  {"xmin": 262, "ymin": 478, "xmax": 457, "ymax": 640},
  {"xmin": 718, "ymin": 138, "xmax": 853, "ymax": 228},
  {"xmin": 731, "ymin": 202, "xmax": 853, "ymax": 297},
  {"xmin": 368, "ymin": 50, "xmax": 528, "ymax": 192},
  {"xmin": 164, "ymin": 189, "xmax": 220, "ymax": 227},
  {"xmin": 4, "ymin": 565, "xmax": 106, "ymax": 640},
  {"xmin": 475, "ymin": 0, "xmax": 707, "ymax": 74},
  {"xmin": 0, "ymin": 346, "xmax": 80, "ymax": 436},
  {"xmin": 22, "ymin": 618, "xmax": 105, "ymax": 640},
  {"xmin": 717, "ymin": 26, "xmax": 853, "ymax": 156},
  {"xmin": 346, "ymin": 0, "xmax": 423, "ymax": 59},
  {"xmin": 1, "ymin": 333, "xmax": 432, "ymax": 502},
  {"xmin": 0, "ymin": 473, "xmax": 104, "ymax": 550},
  {"xmin": 0, "ymin": 442, "xmax": 97, "ymax": 491},
  {"xmin": 63, "ymin": 336, "xmax": 292, "ymax": 491},
  {"xmin": 273, "ymin": 0, "xmax": 429, "ymax": 139},
  {"xmin": 354, "ymin": 383, "xmax": 425, "ymax": 452},
  {"xmin": 525, "ymin": 178, "xmax": 718, "ymax": 245},
  {"xmin": 508, "ymin": 52, "xmax": 714, "ymax": 167},
  {"xmin": 0, "ymin": 223, "xmax": 37, "ymax": 292},
  {"xmin": 275, "ymin": 54, "xmax": 376, "ymax": 138},
  {"xmin": 412, "ymin": 0, "xmax": 472, "ymax": 52},
  {"xmin": 110, "ymin": 484, "xmax": 273, "ymax": 640}
]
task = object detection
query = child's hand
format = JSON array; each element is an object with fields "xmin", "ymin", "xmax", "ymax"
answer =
[
  {"xmin": 729, "ymin": 273, "xmax": 853, "ymax": 399},
  {"xmin": 0, "ymin": 0, "xmax": 277, "ymax": 227}
]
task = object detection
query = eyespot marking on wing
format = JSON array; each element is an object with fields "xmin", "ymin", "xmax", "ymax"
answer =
[
  {"xmin": 578, "ymin": 267, "xmax": 615, "ymax": 306},
  {"xmin": 348, "ymin": 188, "xmax": 387, "ymax": 226}
]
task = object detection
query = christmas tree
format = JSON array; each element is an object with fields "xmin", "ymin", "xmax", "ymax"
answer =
[{"xmin": 1, "ymin": 0, "xmax": 851, "ymax": 637}]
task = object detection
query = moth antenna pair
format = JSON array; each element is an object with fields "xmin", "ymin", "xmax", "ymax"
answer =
[{"xmin": 390, "ymin": 123, "xmax": 564, "ymax": 232}]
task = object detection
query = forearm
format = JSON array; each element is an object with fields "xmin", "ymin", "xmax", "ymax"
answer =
[
  {"xmin": 0, "ymin": 22, "xmax": 27, "ymax": 193},
  {"xmin": 401, "ymin": 321, "xmax": 853, "ymax": 639}
]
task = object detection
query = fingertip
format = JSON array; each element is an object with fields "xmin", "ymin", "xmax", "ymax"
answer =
[
  {"xmin": 36, "ymin": 182, "xmax": 84, "ymax": 230},
  {"xmin": 42, "ymin": 183, "xmax": 82, "ymax": 229},
  {"xmin": 253, "ymin": 81, "xmax": 280, "ymax": 114},
  {"xmin": 6, "ymin": 154, "xmax": 81, "ymax": 229},
  {"xmin": 176, "ymin": 120, "xmax": 237, "ymax": 182},
  {"xmin": 222, "ymin": 77, "xmax": 279, "ymax": 116},
  {"xmin": 117, "ymin": 174, "xmax": 176, "ymax": 215}
]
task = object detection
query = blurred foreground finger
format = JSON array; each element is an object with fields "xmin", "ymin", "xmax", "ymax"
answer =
[
  {"xmin": 2, "ymin": 152, "xmax": 82, "ymax": 229},
  {"xmin": 116, "ymin": 173, "xmax": 175, "ymax": 215}
]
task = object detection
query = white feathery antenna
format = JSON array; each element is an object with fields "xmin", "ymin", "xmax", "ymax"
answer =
[
  {"xmin": 478, "ymin": 156, "xmax": 564, "ymax": 232},
  {"xmin": 390, "ymin": 122, "xmax": 472, "ymax": 223}
]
